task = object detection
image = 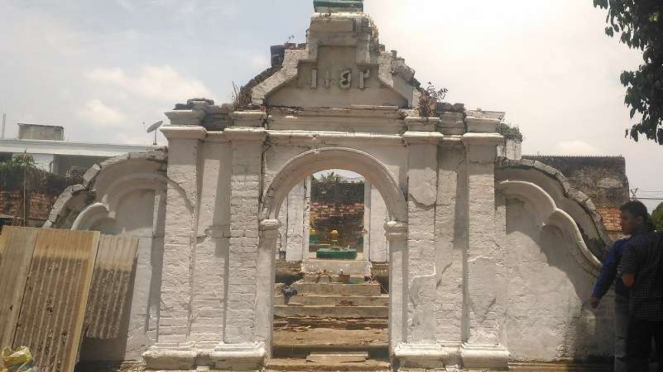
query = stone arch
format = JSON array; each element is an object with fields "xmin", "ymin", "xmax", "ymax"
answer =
[
  {"xmin": 255, "ymin": 147, "xmax": 409, "ymax": 358},
  {"xmin": 261, "ymin": 147, "xmax": 408, "ymax": 223},
  {"xmin": 72, "ymin": 173, "xmax": 167, "ymax": 230}
]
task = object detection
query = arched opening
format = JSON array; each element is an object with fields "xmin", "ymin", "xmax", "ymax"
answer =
[
  {"xmin": 257, "ymin": 148, "xmax": 408, "ymax": 366},
  {"xmin": 276, "ymin": 170, "xmax": 379, "ymax": 263}
]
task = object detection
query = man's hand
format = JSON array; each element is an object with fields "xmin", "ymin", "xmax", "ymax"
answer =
[{"xmin": 589, "ymin": 297, "xmax": 600, "ymax": 309}]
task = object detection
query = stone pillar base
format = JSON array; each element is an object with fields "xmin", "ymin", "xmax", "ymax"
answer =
[
  {"xmin": 143, "ymin": 342, "xmax": 265, "ymax": 370},
  {"xmin": 209, "ymin": 343, "xmax": 266, "ymax": 370},
  {"xmin": 460, "ymin": 343, "xmax": 509, "ymax": 370},
  {"xmin": 394, "ymin": 342, "xmax": 461, "ymax": 369},
  {"xmin": 143, "ymin": 343, "xmax": 197, "ymax": 370}
]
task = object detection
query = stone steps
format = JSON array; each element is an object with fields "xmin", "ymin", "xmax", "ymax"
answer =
[
  {"xmin": 292, "ymin": 282, "xmax": 382, "ymax": 296},
  {"xmin": 274, "ymin": 317, "xmax": 388, "ymax": 329},
  {"xmin": 275, "ymin": 305, "xmax": 388, "ymax": 318},
  {"xmin": 275, "ymin": 295, "xmax": 389, "ymax": 306},
  {"xmin": 508, "ymin": 363, "xmax": 612, "ymax": 371},
  {"xmin": 302, "ymin": 259, "xmax": 372, "ymax": 276},
  {"xmin": 266, "ymin": 358, "xmax": 391, "ymax": 372}
]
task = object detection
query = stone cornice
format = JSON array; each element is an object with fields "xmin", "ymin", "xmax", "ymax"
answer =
[
  {"xmin": 161, "ymin": 126, "xmax": 207, "ymax": 140},
  {"xmin": 461, "ymin": 133, "xmax": 504, "ymax": 146},
  {"xmin": 403, "ymin": 131, "xmax": 444, "ymax": 145},
  {"xmin": 466, "ymin": 116, "xmax": 500, "ymax": 133},
  {"xmin": 231, "ymin": 111, "xmax": 267, "ymax": 127},
  {"xmin": 440, "ymin": 135, "xmax": 464, "ymax": 147},
  {"xmin": 165, "ymin": 110, "xmax": 206, "ymax": 126},
  {"xmin": 404, "ymin": 116, "xmax": 441, "ymax": 132},
  {"xmin": 267, "ymin": 131, "xmax": 403, "ymax": 146},
  {"xmin": 205, "ymin": 132, "xmax": 229, "ymax": 143},
  {"xmin": 224, "ymin": 128, "xmax": 268, "ymax": 143}
]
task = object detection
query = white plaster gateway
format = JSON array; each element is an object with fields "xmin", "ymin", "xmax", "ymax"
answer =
[{"xmin": 48, "ymin": 3, "xmax": 616, "ymax": 371}]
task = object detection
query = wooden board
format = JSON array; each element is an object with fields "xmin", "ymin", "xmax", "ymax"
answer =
[
  {"xmin": 0, "ymin": 227, "xmax": 40, "ymax": 349},
  {"xmin": 13, "ymin": 229, "xmax": 100, "ymax": 372}
]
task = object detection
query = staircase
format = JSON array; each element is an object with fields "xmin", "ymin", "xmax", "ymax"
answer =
[{"xmin": 273, "ymin": 259, "xmax": 389, "ymax": 366}]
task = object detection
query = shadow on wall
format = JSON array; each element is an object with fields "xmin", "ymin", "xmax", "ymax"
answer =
[{"xmin": 505, "ymin": 198, "xmax": 613, "ymax": 363}]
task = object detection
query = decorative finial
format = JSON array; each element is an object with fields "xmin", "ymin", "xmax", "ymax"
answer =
[{"xmin": 314, "ymin": 0, "xmax": 363, "ymax": 13}]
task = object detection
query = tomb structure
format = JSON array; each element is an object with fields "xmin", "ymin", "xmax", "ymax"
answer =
[{"xmin": 48, "ymin": 1, "xmax": 615, "ymax": 370}]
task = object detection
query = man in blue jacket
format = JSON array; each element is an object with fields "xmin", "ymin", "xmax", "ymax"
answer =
[{"xmin": 591, "ymin": 237, "xmax": 631, "ymax": 372}]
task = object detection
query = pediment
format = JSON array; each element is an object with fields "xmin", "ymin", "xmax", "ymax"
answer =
[{"xmin": 249, "ymin": 13, "xmax": 421, "ymax": 110}]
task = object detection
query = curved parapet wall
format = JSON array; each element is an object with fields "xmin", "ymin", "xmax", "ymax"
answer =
[
  {"xmin": 44, "ymin": 149, "xmax": 168, "ymax": 363},
  {"xmin": 45, "ymin": 150, "xmax": 168, "ymax": 229},
  {"xmin": 497, "ymin": 159, "xmax": 614, "ymax": 362},
  {"xmin": 497, "ymin": 158, "xmax": 611, "ymax": 260}
]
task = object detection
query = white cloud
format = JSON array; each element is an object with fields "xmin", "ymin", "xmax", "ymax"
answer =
[
  {"xmin": 86, "ymin": 65, "xmax": 213, "ymax": 103},
  {"xmin": 554, "ymin": 140, "xmax": 601, "ymax": 156},
  {"xmin": 76, "ymin": 99, "xmax": 128, "ymax": 126}
]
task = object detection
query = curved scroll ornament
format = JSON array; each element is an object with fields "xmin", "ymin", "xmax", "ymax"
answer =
[{"xmin": 497, "ymin": 180, "xmax": 602, "ymax": 274}]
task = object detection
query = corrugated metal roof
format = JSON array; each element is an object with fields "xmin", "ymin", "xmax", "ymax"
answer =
[
  {"xmin": 84, "ymin": 235, "xmax": 139, "ymax": 339},
  {"xmin": 13, "ymin": 229, "xmax": 100, "ymax": 372},
  {"xmin": 0, "ymin": 227, "xmax": 39, "ymax": 349}
]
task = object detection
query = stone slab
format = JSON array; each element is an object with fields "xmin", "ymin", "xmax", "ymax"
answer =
[
  {"xmin": 292, "ymin": 282, "xmax": 382, "ymax": 296},
  {"xmin": 303, "ymin": 259, "xmax": 372, "ymax": 276},
  {"xmin": 274, "ymin": 305, "xmax": 387, "ymax": 318},
  {"xmin": 307, "ymin": 352, "xmax": 369, "ymax": 363},
  {"xmin": 275, "ymin": 295, "xmax": 389, "ymax": 306},
  {"xmin": 267, "ymin": 357, "xmax": 390, "ymax": 372}
]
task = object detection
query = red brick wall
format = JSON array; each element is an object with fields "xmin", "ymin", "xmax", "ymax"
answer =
[
  {"xmin": 310, "ymin": 202, "xmax": 364, "ymax": 248},
  {"xmin": 0, "ymin": 190, "xmax": 58, "ymax": 227}
]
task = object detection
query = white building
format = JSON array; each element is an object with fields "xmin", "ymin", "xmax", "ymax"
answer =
[{"xmin": 0, "ymin": 123, "xmax": 156, "ymax": 175}]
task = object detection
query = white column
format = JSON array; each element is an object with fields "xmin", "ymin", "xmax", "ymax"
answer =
[
  {"xmin": 403, "ymin": 129, "xmax": 441, "ymax": 344},
  {"xmin": 223, "ymin": 126, "xmax": 266, "ymax": 345},
  {"xmin": 368, "ymin": 184, "xmax": 388, "ymax": 263},
  {"xmin": 190, "ymin": 135, "xmax": 232, "ymax": 346},
  {"xmin": 460, "ymin": 131, "xmax": 509, "ymax": 369},
  {"xmin": 211, "ymin": 115, "xmax": 268, "ymax": 369},
  {"xmin": 363, "ymin": 181, "xmax": 372, "ymax": 261},
  {"xmin": 144, "ymin": 123, "xmax": 206, "ymax": 370},
  {"xmin": 285, "ymin": 181, "xmax": 307, "ymax": 262},
  {"xmin": 385, "ymin": 221, "xmax": 408, "ymax": 349},
  {"xmin": 394, "ymin": 122, "xmax": 448, "ymax": 369},
  {"xmin": 254, "ymin": 219, "xmax": 281, "ymax": 355}
]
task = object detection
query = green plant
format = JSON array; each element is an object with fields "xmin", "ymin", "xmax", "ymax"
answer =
[
  {"xmin": 593, "ymin": 0, "xmax": 663, "ymax": 144},
  {"xmin": 653, "ymin": 202, "xmax": 663, "ymax": 231},
  {"xmin": 418, "ymin": 83, "xmax": 448, "ymax": 118},
  {"xmin": 318, "ymin": 172, "xmax": 343, "ymax": 184},
  {"xmin": 497, "ymin": 123, "xmax": 524, "ymax": 141}
]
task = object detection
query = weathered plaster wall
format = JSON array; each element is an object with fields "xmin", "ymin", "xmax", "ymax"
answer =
[
  {"xmin": 278, "ymin": 180, "xmax": 309, "ymax": 262},
  {"xmin": 46, "ymin": 151, "xmax": 168, "ymax": 362},
  {"xmin": 504, "ymin": 198, "xmax": 613, "ymax": 361},
  {"xmin": 80, "ymin": 189, "xmax": 162, "ymax": 361},
  {"xmin": 496, "ymin": 162, "xmax": 609, "ymax": 259},
  {"xmin": 190, "ymin": 140, "xmax": 232, "ymax": 343},
  {"xmin": 433, "ymin": 143, "xmax": 466, "ymax": 346},
  {"xmin": 364, "ymin": 183, "xmax": 388, "ymax": 262}
]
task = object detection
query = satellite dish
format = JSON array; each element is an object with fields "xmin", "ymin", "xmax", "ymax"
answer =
[{"xmin": 147, "ymin": 120, "xmax": 164, "ymax": 133}]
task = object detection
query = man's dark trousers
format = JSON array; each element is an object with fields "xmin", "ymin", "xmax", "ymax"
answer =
[{"xmin": 626, "ymin": 317, "xmax": 663, "ymax": 372}]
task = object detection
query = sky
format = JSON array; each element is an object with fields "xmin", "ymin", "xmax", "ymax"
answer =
[{"xmin": 0, "ymin": 0, "xmax": 662, "ymax": 210}]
